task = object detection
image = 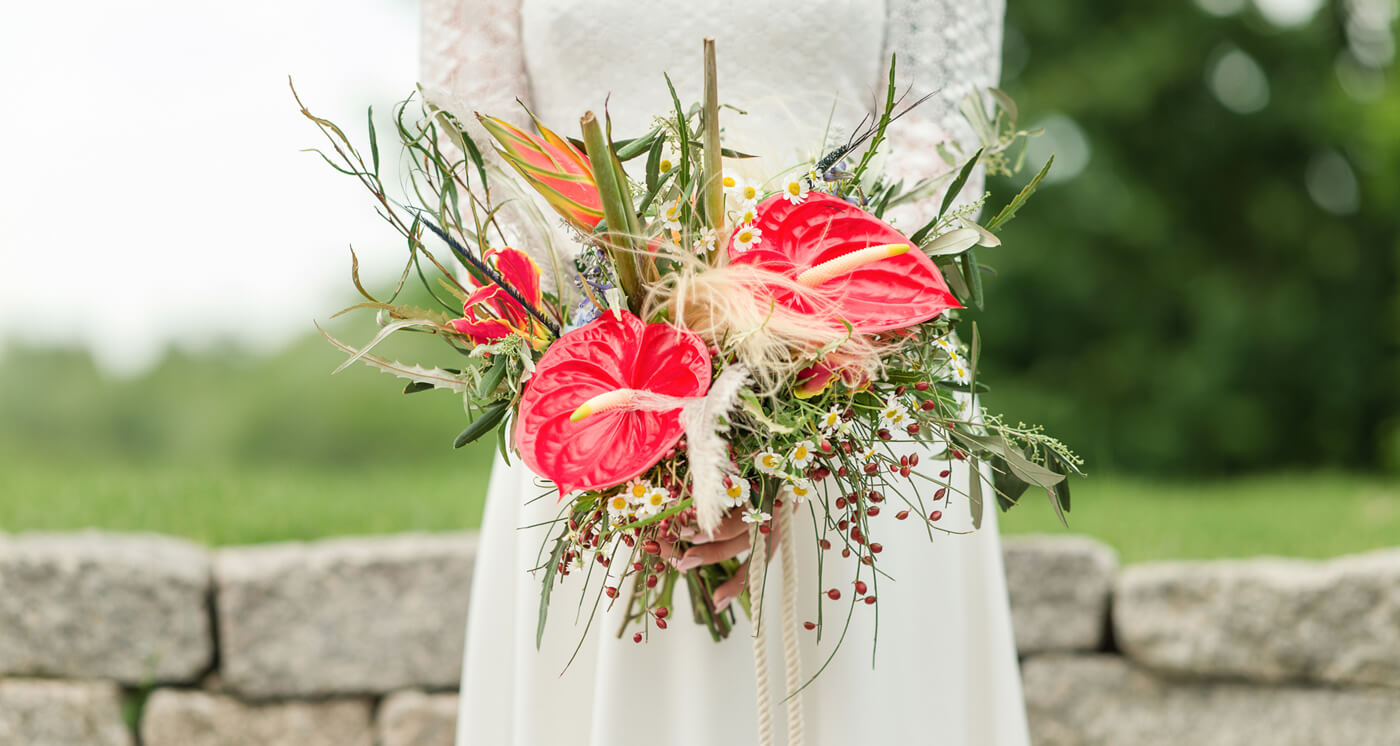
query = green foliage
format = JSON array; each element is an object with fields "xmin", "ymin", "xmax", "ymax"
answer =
[{"xmin": 977, "ymin": 2, "xmax": 1400, "ymax": 473}]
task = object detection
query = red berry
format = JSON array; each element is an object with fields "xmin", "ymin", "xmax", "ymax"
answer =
[
  {"xmin": 841, "ymin": 548, "xmax": 852, "ymax": 558},
  {"xmin": 820, "ymin": 539, "xmax": 832, "ymax": 550},
  {"xmin": 835, "ymin": 497, "xmax": 846, "ymax": 510},
  {"xmin": 605, "ymin": 586, "xmax": 619, "ymax": 598},
  {"xmin": 861, "ymin": 555, "xmax": 875, "ymax": 565},
  {"xmin": 633, "ymin": 632, "xmax": 643, "ymax": 643},
  {"xmin": 899, "ymin": 466, "xmax": 911, "ymax": 477},
  {"xmin": 895, "ymin": 385, "xmax": 907, "ymax": 395},
  {"xmin": 803, "ymin": 621, "xmax": 816, "ymax": 630},
  {"xmin": 819, "ymin": 439, "xmax": 833, "ymax": 454},
  {"xmin": 878, "ymin": 429, "xmax": 892, "ymax": 441},
  {"xmin": 934, "ymin": 488, "xmax": 947, "ymax": 500},
  {"xmin": 655, "ymin": 618, "xmax": 668, "ymax": 629},
  {"xmin": 837, "ymin": 466, "xmax": 849, "ymax": 477},
  {"xmin": 910, "ymin": 454, "xmax": 919, "ymax": 466},
  {"xmin": 896, "ymin": 510, "xmax": 910, "ymax": 520},
  {"xmin": 939, "ymin": 469, "xmax": 951, "ymax": 478},
  {"xmin": 643, "ymin": 540, "xmax": 660, "ymax": 555},
  {"xmin": 652, "ymin": 560, "xmax": 666, "ymax": 574},
  {"xmin": 906, "ymin": 424, "xmax": 920, "ymax": 435},
  {"xmin": 854, "ymin": 580, "xmax": 868, "ymax": 595},
  {"xmin": 827, "ymin": 589, "xmax": 841, "ymax": 600},
  {"xmin": 867, "ymin": 506, "xmax": 880, "ymax": 517},
  {"xmin": 632, "ymin": 562, "xmax": 644, "ymax": 572},
  {"xmin": 915, "ymin": 381, "xmax": 930, "ymax": 391},
  {"xmin": 930, "ymin": 510, "xmax": 943, "ymax": 522},
  {"xmin": 921, "ymin": 400, "xmax": 937, "ymax": 411},
  {"xmin": 759, "ymin": 524, "xmax": 771, "ymax": 535},
  {"xmin": 864, "ymin": 463, "xmax": 879, "ymax": 474},
  {"xmin": 870, "ymin": 542, "xmax": 884, "ymax": 554},
  {"xmin": 646, "ymin": 575, "xmax": 658, "ymax": 588},
  {"xmin": 655, "ymin": 606, "xmax": 670, "ymax": 619},
  {"xmin": 864, "ymin": 596, "xmax": 877, "ymax": 605}
]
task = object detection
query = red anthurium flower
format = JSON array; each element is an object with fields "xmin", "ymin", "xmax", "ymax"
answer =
[
  {"xmin": 448, "ymin": 247, "xmax": 550, "ymax": 347},
  {"xmin": 728, "ymin": 192, "xmax": 961, "ymax": 332},
  {"xmin": 794, "ymin": 353, "xmax": 872, "ymax": 399},
  {"xmin": 515, "ymin": 311, "xmax": 712, "ymax": 494},
  {"xmin": 477, "ymin": 113, "xmax": 605, "ymax": 232}
]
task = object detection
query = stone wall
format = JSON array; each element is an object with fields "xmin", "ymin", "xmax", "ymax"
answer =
[{"xmin": 2, "ymin": 530, "xmax": 1398, "ymax": 745}]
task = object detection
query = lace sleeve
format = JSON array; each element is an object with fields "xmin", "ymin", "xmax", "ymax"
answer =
[
  {"xmin": 420, "ymin": 0, "xmax": 579, "ymax": 296},
  {"xmin": 420, "ymin": 0, "xmax": 533, "ymax": 130},
  {"xmin": 880, "ymin": 0, "xmax": 1006, "ymax": 229}
]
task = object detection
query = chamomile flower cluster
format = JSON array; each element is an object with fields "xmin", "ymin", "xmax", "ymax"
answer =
[
  {"xmin": 606, "ymin": 478, "xmax": 673, "ymax": 526},
  {"xmin": 934, "ymin": 335, "xmax": 972, "ymax": 385},
  {"xmin": 878, "ymin": 396, "xmax": 913, "ymax": 431},
  {"xmin": 725, "ymin": 173, "xmax": 763, "ymax": 253}
]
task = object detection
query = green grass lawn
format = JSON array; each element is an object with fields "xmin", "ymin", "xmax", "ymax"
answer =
[{"xmin": 2, "ymin": 451, "xmax": 1396, "ymax": 563}]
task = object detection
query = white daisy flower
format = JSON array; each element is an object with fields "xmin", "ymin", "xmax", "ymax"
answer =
[
  {"xmin": 878, "ymin": 398, "xmax": 911, "ymax": 430},
  {"xmin": 722, "ymin": 474, "xmax": 751, "ymax": 508},
  {"xmin": 783, "ymin": 478, "xmax": 815, "ymax": 504},
  {"xmin": 780, "ymin": 178, "xmax": 809, "ymax": 204},
  {"xmin": 817, "ymin": 406, "xmax": 843, "ymax": 434},
  {"xmin": 636, "ymin": 487, "xmax": 671, "ymax": 518},
  {"xmin": 947, "ymin": 356, "xmax": 972, "ymax": 385},
  {"xmin": 694, "ymin": 227, "xmax": 717, "ymax": 256},
  {"xmin": 789, "ymin": 440, "xmax": 816, "ymax": 470},
  {"xmin": 754, "ymin": 450, "xmax": 785, "ymax": 475},
  {"xmin": 605, "ymin": 493, "xmax": 633, "ymax": 525},
  {"xmin": 732, "ymin": 224, "xmax": 762, "ymax": 252},
  {"xmin": 860, "ymin": 445, "xmax": 879, "ymax": 462},
  {"xmin": 734, "ymin": 181, "xmax": 760, "ymax": 207},
  {"xmin": 722, "ymin": 173, "xmax": 740, "ymax": 192},
  {"xmin": 933, "ymin": 336, "xmax": 959, "ymax": 357},
  {"xmin": 734, "ymin": 205, "xmax": 758, "ymax": 226},
  {"xmin": 741, "ymin": 508, "xmax": 772, "ymax": 525},
  {"xmin": 625, "ymin": 479, "xmax": 652, "ymax": 506},
  {"xmin": 658, "ymin": 148, "xmax": 678, "ymax": 175},
  {"xmin": 661, "ymin": 200, "xmax": 683, "ymax": 231}
]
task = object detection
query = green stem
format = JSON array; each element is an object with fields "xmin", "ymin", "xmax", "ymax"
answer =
[
  {"xmin": 579, "ymin": 111, "xmax": 643, "ymax": 312},
  {"xmin": 701, "ymin": 38, "xmax": 726, "ymax": 266}
]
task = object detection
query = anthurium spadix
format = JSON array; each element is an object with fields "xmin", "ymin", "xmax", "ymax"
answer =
[
  {"xmin": 729, "ymin": 192, "xmax": 961, "ymax": 332},
  {"xmin": 477, "ymin": 112, "xmax": 605, "ymax": 232},
  {"xmin": 514, "ymin": 312, "xmax": 712, "ymax": 495}
]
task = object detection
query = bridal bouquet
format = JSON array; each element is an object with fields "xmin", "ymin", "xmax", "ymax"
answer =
[{"xmin": 299, "ymin": 47, "xmax": 1078, "ymax": 664}]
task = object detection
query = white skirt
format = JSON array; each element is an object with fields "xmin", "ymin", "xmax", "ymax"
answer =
[{"xmin": 456, "ymin": 442, "xmax": 1030, "ymax": 746}]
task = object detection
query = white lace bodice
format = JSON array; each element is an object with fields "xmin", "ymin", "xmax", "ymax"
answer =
[{"xmin": 420, "ymin": 0, "xmax": 1003, "ymax": 230}]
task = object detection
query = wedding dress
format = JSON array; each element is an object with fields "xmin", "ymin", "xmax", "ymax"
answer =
[{"xmin": 421, "ymin": 1, "xmax": 1029, "ymax": 744}]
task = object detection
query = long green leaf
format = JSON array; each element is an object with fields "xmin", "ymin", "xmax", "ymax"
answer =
[
  {"xmin": 454, "ymin": 400, "xmax": 509, "ymax": 448},
  {"xmin": 938, "ymin": 148, "xmax": 984, "ymax": 222},
  {"xmin": 987, "ymin": 154, "xmax": 1053, "ymax": 232},
  {"xmin": 537, "ymin": 533, "xmax": 568, "ymax": 649}
]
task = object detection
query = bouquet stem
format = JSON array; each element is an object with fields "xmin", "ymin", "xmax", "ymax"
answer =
[
  {"xmin": 579, "ymin": 111, "xmax": 644, "ymax": 311},
  {"xmin": 701, "ymin": 38, "xmax": 727, "ymax": 266}
]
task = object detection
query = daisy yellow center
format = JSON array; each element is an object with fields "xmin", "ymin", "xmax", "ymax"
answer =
[
  {"xmin": 787, "ymin": 182, "xmax": 803, "ymax": 196},
  {"xmin": 630, "ymin": 484, "xmax": 648, "ymax": 499},
  {"xmin": 726, "ymin": 483, "xmax": 743, "ymax": 498},
  {"xmin": 648, "ymin": 493, "xmax": 666, "ymax": 507},
  {"xmin": 793, "ymin": 445, "xmax": 808, "ymax": 460},
  {"xmin": 738, "ymin": 229, "xmax": 755, "ymax": 242},
  {"xmin": 610, "ymin": 496, "xmax": 629, "ymax": 511},
  {"xmin": 742, "ymin": 186, "xmax": 757, "ymax": 200},
  {"xmin": 792, "ymin": 484, "xmax": 809, "ymax": 497},
  {"xmin": 659, "ymin": 159, "xmax": 673, "ymax": 173},
  {"xmin": 723, "ymin": 175, "xmax": 736, "ymax": 188}
]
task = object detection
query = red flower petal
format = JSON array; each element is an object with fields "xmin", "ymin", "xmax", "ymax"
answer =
[
  {"xmin": 515, "ymin": 312, "xmax": 711, "ymax": 494},
  {"xmin": 729, "ymin": 192, "xmax": 961, "ymax": 332}
]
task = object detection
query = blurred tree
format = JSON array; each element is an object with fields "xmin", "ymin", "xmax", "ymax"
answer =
[{"xmin": 977, "ymin": 0, "xmax": 1399, "ymax": 473}]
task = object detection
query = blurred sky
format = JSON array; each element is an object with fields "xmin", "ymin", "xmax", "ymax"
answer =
[
  {"xmin": 0, "ymin": 0, "xmax": 1346, "ymax": 376},
  {"xmin": 0, "ymin": 0, "xmax": 417, "ymax": 374}
]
